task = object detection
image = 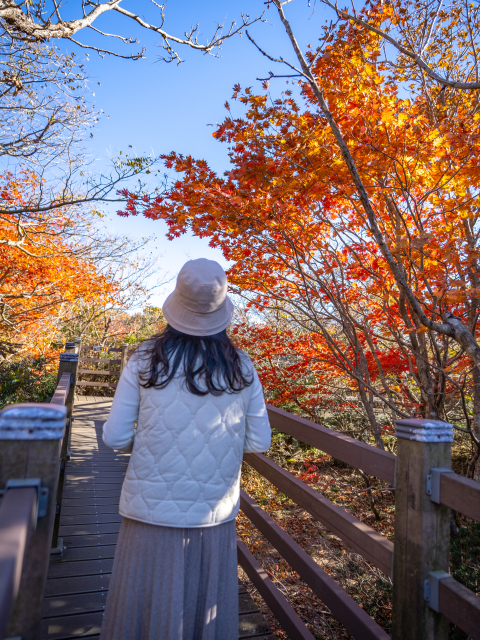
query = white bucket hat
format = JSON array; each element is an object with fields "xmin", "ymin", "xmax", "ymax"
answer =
[{"xmin": 162, "ymin": 258, "xmax": 234, "ymax": 336}]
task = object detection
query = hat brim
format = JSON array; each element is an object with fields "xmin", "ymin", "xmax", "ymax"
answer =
[{"xmin": 162, "ymin": 293, "xmax": 234, "ymax": 336}]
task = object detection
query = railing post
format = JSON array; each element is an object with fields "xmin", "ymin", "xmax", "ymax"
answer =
[
  {"xmin": 59, "ymin": 342, "xmax": 79, "ymax": 426},
  {"xmin": 120, "ymin": 343, "xmax": 129, "ymax": 374},
  {"xmin": 0, "ymin": 403, "xmax": 66, "ymax": 640},
  {"xmin": 392, "ymin": 418, "xmax": 453, "ymax": 640},
  {"xmin": 51, "ymin": 345, "xmax": 78, "ymax": 554},
  {"xmin": 73, "ymin": 336, "xmax": 82, "ymax": 358}
]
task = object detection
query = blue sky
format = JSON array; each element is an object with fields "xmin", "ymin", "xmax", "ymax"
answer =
[{"xmin": 68, "ymin": 0, "xmax": 334, "ymax": 305}]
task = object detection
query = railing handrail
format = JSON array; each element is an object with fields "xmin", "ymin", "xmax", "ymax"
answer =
[
  {"xmin": 266, "ymin": 404, "xmax": 396, "ymax": 485},
  {"xmin": 437, "ymin": 575, "xmax": 480, "ymax": 638},
  {"xmin": 244, "ymin": 452, "xmax": 394, "ymax": 577},
  {"xmin": 0, "ymin": 396, "xmax": 67, "ymax": 639},
  {"xmin": 51, "ymin": 347, "xmax": 78, "ymax": 552},
  {"xmin": 78, "ymin": 357, "xmax": 122, "ymax": 365},
  {"xmin": 439, "ymin": 471, "xmax": 480, "ymax": 522},
  {"xmin": 267, "ymin": 404, "xmax": 480, "ymax": 522},
  {"xmin": 237, "ymin": 537, "xmax": 316, "ymax": 640},
  {"xmin": 240, "ymin": 489, "xmax": 390, "ymax": 640},
  {"xmin": 50, "ymin": 372, "xmax": 72, "ymax": 406},
  {"xmin": 0, "ymin": 486, "xmax": 37, "ymax": 640}
]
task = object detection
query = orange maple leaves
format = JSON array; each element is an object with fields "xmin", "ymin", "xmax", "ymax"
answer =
[{"xmin": 0, "ymin": 170, "xmax": 118, "ymax": 355}]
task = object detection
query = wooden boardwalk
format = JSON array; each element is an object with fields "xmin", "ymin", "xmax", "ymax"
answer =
[{"xmin": 40, "ymin": 397, "xmax": 275, "ymax": 640}]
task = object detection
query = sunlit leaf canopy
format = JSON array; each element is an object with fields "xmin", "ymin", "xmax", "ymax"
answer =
[{"xmin": 118, "ymin": 0, "xmax": 480, "ymax": 442}]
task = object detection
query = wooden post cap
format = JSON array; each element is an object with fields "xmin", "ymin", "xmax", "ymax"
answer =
[
  {"xmin": 395, "ymin": 418, "xmax": 453, "ymax": 442},
  {"xmin": 0, "ymin": 404, "xmax": 66, "ymax": 440},
  {"xmin": 73, "ymin": 337, "xmax": 82, "ymax": 343},
  {"xmin": 59, "ymin": 353, "xmax": 79, "ymax": 362}
]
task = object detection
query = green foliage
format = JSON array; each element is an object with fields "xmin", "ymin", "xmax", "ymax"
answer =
[{"xmin": 0, "ymin": 357, "xmax": 57, "ymax": 409}]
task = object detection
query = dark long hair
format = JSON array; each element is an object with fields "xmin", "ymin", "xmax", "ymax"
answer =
[{"xmin": 137, "ymin": 324, "xmax": 253, "ymax": 396}]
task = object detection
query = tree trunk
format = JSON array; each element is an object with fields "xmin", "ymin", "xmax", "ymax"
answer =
[
  {"xmin": 357, "ymin": 381, "xmax": 385, "ymax": 450},
  {"xmin": 472, "ymin": 368, "xmax": 480, "ymax": 481}
]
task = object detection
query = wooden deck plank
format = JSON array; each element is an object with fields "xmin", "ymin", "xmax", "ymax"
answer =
[
  {"xmin": 239, "ymin": 612, "xmax": 274, "ymax": 638},
  {"xmin": 64, "ymin": 481, "xmax": 124, "ymax": 488},
  {"xmin": 63, "ymin": 482, "xmax": 124, "ymax": 490},
  {"xmin": 61, "ymin": 506, "xmax": 121, "ymax": 517},
  {"xmin": 66, "ymin": 463, "xmax": 129, "ymax": 468},
  {"xmin": 67, "ymin": 455, "xmax": 127, "ymax": 461},
  {"xmin": 239, "ymin": 592, "xmax": 260, "ymax": 614},
  {"xmin": 59, "ymin": 523, "xmax": 121, "ymax": 537},
  {"xmin": 65, "ymin": 475, "xmax": 125, "ymax": 481},
  {"xmin": 58, "ymin": 545, "xmax": 118, "ymax": 563},
  {"xmin": 62, "ymin": 490, "xmax": 122, "ymax": 498},
  {"xmin": 60, "ymin": 514, "xmax": 123, "ymax": 526},
  {"xmin": 62, "ymin": 533, "xmax": 119, "ymax": 547},
  {"xmin": 40, "ymin": 611, "xmax": 275, "ymax": 640},
  {"xmin": 62, "ymin": 498, "xmax": 123, "ymax": 507},
  {"xmin": 65, "ymin": 472, "xmax": 127, "ymax": 478},
  {"xmin": 45, "ymin": 573, "xmax": 111, "ymax": 597},
  {"xmin": 42, "ymin": 591, "xmax": 107, "ymax": 619},
  {"xmin": 64, "ymin": 468, "xmax": 129, "ymax": 474},
  {"xmin": 40, "ymin": 610, "xmax": 104, "ymax": 639},
  {"xmin": 48, "ymin": 559, "xmax": 114, "ymax": 579},
  {"xmin": 65, "ymin": 474, "xmax": 127, "ymax": 480},
  {"xmin": 66, "ymin": 470, "xmax": 125, "ymax": 474}
]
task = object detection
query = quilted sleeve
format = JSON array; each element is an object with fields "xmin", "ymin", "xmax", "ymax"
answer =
[
  {"xmin": 244, "ymin": 369, "xmax": 271, "ymax": 453},
  {"xmin": 102, "ymin": 355, "xmax": 140, "ymax": 451}
]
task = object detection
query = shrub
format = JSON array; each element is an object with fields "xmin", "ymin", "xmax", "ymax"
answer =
[{"xmin": 0, "ymin": 357, "xmax": 57, "ymax": 409}]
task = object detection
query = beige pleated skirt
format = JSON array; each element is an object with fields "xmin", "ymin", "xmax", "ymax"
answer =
[{"xmin": 99, "ymin": 517, "xmax": 238, "ymax": 640}]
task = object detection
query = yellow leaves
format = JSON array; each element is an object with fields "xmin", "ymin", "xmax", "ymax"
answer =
[
  {"xmin": 445, "ymin": 360, "xmax": 471, "ymax": 374},
  {"xmin": 445, "ymin": 290, "xmax": 466, "ymax": 303},
  {"xmin": 380, "ymin": 108, "xmax": 395, "ymax": 123}
]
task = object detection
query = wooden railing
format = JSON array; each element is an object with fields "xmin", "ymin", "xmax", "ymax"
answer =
[
  {"xmin": 76, "ymin": 342, "xmax": 128, "ymax": 391},
  {"xmin": 238, "ymin": 405, "xmax": 480, "ymax": 640},
  {"xmin": 0, "ymin": 358, "xmax": 72, "ymax": 640}
]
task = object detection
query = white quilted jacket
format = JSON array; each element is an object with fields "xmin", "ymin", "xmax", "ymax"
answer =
[{"xmin": 102, "ymin": 348, "xmax": 271, "ymax": 528}]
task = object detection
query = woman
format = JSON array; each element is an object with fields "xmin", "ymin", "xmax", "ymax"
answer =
[{"xmin": 100, "ymin": 258, "xmax": 271, "ymax": 640}]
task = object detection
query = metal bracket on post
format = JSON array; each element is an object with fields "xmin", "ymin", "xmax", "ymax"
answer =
[
  {"xmin": 426, "ymin": 468, "xmax": 454, "ymax": 503},
  {"xmin": 0, "ymin": 478, "xmax": 49, "ymax": 529},
  {"xmin": 424, "ymin": 570, "xmax": 451, "ymax": 612}
]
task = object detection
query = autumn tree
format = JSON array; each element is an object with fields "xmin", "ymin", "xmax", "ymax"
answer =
[
  {"xmin": 0, "ymin": 169, "xmax": 159, "ymax": 356},
  {"xmin": 254, "ymin": 0, "xmax": 480, "ymax": 369},
  {"xmin": 59, "ymin": 258, "xmax": 163, "ymax": 346},
  {"xmin": 81, "ymin": 305, "xmax": 167, "ymax": 347},
  {"xmin": 232, "ymin": 312, "xmax": 396, "ymax": 448},
  {"xmin": 119, "ymin": 0, "xmax": 480, "ymax": 472}
]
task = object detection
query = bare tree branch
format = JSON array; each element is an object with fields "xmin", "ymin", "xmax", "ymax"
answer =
[{"xmin": 0, "ymin": 1, "xmax": 264, "ymax": 63}]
